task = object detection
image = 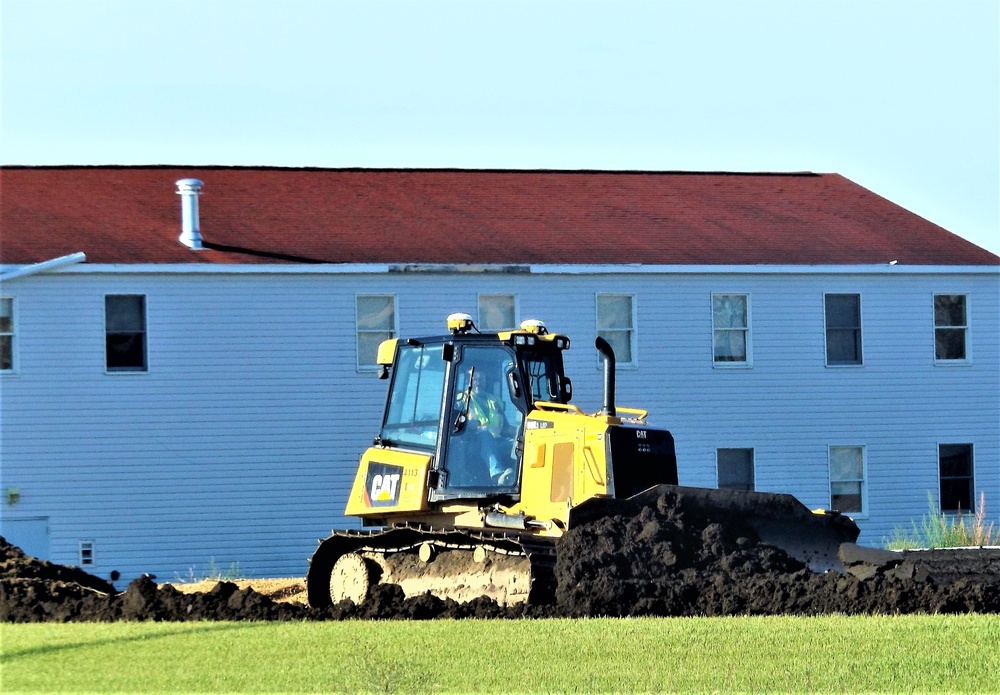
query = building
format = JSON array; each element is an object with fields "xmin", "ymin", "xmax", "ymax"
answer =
[{"xmin": 1, "ymin": 166, "xmax": 997, "ymax": 587}]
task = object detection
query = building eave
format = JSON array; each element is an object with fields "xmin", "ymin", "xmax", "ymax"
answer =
[{"xmin": 1, "ymin": 262, "xmax": 997, "ymax": 277}]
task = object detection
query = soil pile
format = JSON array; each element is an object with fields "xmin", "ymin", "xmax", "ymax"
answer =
[
  {"xmin": 3, "ymin": 489, "xmax": 999, "ymax": 622},
  {"xmin": 554, "ymin": 488, "xmax": 1000, "ymax": 617}
]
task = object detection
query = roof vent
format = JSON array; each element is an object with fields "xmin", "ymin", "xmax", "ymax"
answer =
[{"xmin": 175, "ymin": 179, "xmax": 204, "ymax": 250}]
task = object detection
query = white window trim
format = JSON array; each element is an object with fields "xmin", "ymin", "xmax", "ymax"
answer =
[
  {"xmin": 711, "ymin": 292, "xmax": 753, "ymax": 369},
  {"xmin": 823, "ymin": 292, "xmax": 864, "ymax": 368},
  {"xmin": 0, "ymin": 296, "xmax": 18, "ymax": 375},
  {"xmin": 716, "ymin": 447, "xmax": 755, "ymax": 491},
  {"xmin": 477, "ymin": 293, "xmax": 519, "ymax": 332},
  {"xmin": 828, "ymin": 445, "xmax": 867, "ymax": 518},
  {"xmin": 937, "ymin": 442, "xmax": 976, "ymax": 514},
  {"xmin": 595, "ymin": 292, "xmax": 638, "ymax": 369},
  {"xmin": 104, "ymin": 294, "xmax": 149, "ymax": 375},
  {"xmin": 78, "ymin": 539, "xmax": 95, "ymax": 566},
  {"xmin": 932, "ymin": 292, "xmax": 972, "ymax": 366},
  {"xmin": 355, "ymin": 293, "xmax": 398, "ymax": 372}
]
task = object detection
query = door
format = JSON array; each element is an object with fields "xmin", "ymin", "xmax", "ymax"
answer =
[
  {"xmin": 442, "ymin": 344, "xmax": 525, "ymax": 492},
  {"xmin": 1, "ymin": 516, "xmax": 50, "ymax": 560}
]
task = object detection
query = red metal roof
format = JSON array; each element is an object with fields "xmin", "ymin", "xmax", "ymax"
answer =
[{"xmin": 2, "ymin": 166, "xmax": 996, "ymax": 266}]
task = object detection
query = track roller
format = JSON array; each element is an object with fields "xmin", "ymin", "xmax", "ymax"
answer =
[{"xmin": 329, "ymin": 553, "xmax": 381, "ymax": 604}]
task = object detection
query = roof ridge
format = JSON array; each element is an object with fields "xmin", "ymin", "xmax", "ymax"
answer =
[{"xmin": 0, "ymin": 164, "xmax": 823, "ymax": 177}]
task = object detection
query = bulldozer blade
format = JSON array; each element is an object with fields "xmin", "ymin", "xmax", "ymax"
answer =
[{"xmin": 568, "ymin": 484, "xmax": 860, "ymax": 574}]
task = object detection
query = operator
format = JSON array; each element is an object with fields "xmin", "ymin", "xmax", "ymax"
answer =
[{"xmin": 462, "ymin": 374, "xmax": 516, "ymax": 485}]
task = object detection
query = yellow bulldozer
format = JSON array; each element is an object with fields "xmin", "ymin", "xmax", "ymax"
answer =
[{"xmin": 307, "ymin": 314, "xmax": 859, "ymax": 607}]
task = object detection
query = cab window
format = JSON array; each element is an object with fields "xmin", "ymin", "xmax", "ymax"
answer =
[
  {"xmin": 380, "ymin": 344, "xmax": 446, "ymax": 449},
  {"xmin": 522, "ymin": 350, "xmax": 566, "ymax": 404}
]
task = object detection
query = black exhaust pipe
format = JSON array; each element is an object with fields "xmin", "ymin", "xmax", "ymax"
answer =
[{"xmin": 595, "ymin": 336, "xmax": 616, "ymax": 417}]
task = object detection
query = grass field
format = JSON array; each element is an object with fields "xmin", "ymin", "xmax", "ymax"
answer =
[{"xmin": 3, "ymin": 615, "xmax": 999, "ymax": 693}]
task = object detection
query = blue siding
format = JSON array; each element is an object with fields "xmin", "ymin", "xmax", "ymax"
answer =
[{"xmin": 0, "ymin": 267, "xmax": 997, "ymax": 587}]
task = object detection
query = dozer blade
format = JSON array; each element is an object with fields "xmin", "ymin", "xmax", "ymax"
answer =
[{"xmin": 568, "ymin": 484, "xmax": 860, "ymax": 574}]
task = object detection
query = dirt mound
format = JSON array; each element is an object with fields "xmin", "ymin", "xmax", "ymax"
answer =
[
  {"xmin": 1, "ymin": 537, "xmax": 117, "ymax": 594},
  {"xmin": 553, "ymin": 489, "xmax": 1000, "ymax": 617},
  {"xmin": 3, "ymin": 489, "xmax": 1000, "ymax": 622}
]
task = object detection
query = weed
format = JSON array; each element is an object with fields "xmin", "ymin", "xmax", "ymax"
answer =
[
  {"xmin": 173, "ymin": 558, "xmax": 244, "ymax": 583},
  {"xmin": 886, "ymin": 491, "xmax": 998, "ymax": 549}
]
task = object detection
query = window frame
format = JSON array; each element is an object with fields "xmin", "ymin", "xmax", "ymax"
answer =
[
  {"xmin": 711, "ymin": 293, "xmax": 752, "ymax": 368},
  {"xmin": 828, "ymin": 445, "xmax": 867, "ymax": 516},
  {"xmin": 477, "ymin": 293, "xmax": 518, "ymax": 332},
  {"xmin": 0, "ymin": 296, "xmax": 17, "ymax": 374},
  {"xmin": 595, "ymin": 293, "xmax": 638, "ymax": 369},
  {"xmin": 355, "ymin": 294, "xmax": 398, "ymax": 372},
  {"xmin": 104, "ymin": 294, "xmax": 148, "ymax": 374},
  {"xmin": 938, "ymin": 443, "xmax": 975, "ymax": 514},
  {"xmin": 824, "ymin": 293, "xmax": 864, "ymax": 367},
  {"xmin": 716, "ymin": 447, "xmax": 755, "ymax": 491},
  {"xmin": 933, "ymin": 293, "xmax": 971, "ymax": 365},
  {"xmin": 78, "ymin": 540, "xmax": 95, "ymax": 567}
]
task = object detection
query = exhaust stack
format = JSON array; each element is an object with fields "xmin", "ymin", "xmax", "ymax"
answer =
[
  {"xmin": 175, "ymin": 179, "xmax": 204, "ymax": 250},
  {"xmin": 595, "ymin": 336, "xmax": 617, "ymax": 417}
]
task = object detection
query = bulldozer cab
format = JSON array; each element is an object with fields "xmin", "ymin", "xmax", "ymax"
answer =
[{"xmin": 374, "ymin": 319, "xmax": 571, "ymax": 504}]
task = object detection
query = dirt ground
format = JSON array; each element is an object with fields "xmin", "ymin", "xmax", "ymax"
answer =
[
  {"xmin": 3, "ymin": 488, "xmax": 999, "ymax": 621},
  {"xmin": 169, "ymin": 578, "xmax": 308, "ymax": 604}
]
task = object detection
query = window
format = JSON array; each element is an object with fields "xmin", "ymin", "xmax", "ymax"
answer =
[
  {"xmin": 934, "ymin": 294, "xmax": 968, "ymax": 361},
  {"xmin": 105, "ymin": 295, "xmax": 147, "ymax": 372},
  {"xmin": 356, "ymin": 295, "xmax": 396, "ymax": 369},
  {"xmin": 0, "ymin": 297, "xmax": 14, "ymax": 372},
  {"xmin": 939, "ymin": 444, "xmax": 974, "ymax": 512},
  {"xmin": 79, "ymin": 540, "xmax": 95, "ymax": 566},
  {"xmin": 478, "ymin": 294, "xmax": 517, "ymax": 331},
  {"xmin": 712, "ymin": 294, "xmax": 750, "ymax": 365},
  {"xmin": 825, "ymin": 294, "xmax": 862, "ymax": 365},
  {"xmin": 829, "ymin": 446, "xmax": 865, "ymax": 514},
  {"xmin": 717, "ymin": 448, "xmax": 754, "ymax": 491},
  {"xmin": 597, "ymin": 294, "xmax": 635, "ymax": 366},
  {"xmin": 380, "ymin": 344, "xmax": 446, "ymax": 449}
]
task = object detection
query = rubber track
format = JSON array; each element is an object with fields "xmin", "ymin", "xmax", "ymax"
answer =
[{"xmin": 307, "ymin": 523, "xmax": 557, "ymax": 607}]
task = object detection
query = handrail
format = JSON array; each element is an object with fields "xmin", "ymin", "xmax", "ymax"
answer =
[
  {"xmin": 614, "ymin": 406, "xmax": 649, "ymax": 421},
  {"xmin": 532, "ymin": 401, "xmax": 584, "ymax": 414}
]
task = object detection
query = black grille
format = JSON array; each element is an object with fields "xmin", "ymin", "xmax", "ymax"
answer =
[{"xmin": 607, "ymin": 425, "xmax": 678, "ymax": 499}]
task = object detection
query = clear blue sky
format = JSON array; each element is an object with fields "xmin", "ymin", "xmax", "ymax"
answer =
[{"xmin": 3, "ymin": 0, "xmax": 998, "ymax": 255}]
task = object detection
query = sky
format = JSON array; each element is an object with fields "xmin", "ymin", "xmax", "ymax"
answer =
[{"xmin": 2, "ymin": 0, "xmax": 998, "ymax": 255}]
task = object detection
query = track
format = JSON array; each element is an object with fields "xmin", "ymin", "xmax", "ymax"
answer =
[{"xmin": 306, "ymin": 524, "xmax": 556, "ymax": 608}]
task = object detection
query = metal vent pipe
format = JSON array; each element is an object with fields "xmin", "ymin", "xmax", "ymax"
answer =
[
  {"xmin": 175, "ymin": 179, "xmax": 204, "ymax": 250},
  {"xmin": 595, "ymin": 336, "xmax": 617, "ymax": 417}
]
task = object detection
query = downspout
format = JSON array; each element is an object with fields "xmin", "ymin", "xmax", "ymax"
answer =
[{"xmin": 0, "ymin": 252, "xmax": 87, "ymax": 283}]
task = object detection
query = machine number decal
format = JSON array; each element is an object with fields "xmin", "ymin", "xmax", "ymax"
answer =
[{"xmin": 365, "ymin": 462, "xmax": 404, "ymax": 507}]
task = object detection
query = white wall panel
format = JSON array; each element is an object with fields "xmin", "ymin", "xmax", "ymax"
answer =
[{"xmin": 0, "ymin": 267, "xmax": 997, "ymax": 586}]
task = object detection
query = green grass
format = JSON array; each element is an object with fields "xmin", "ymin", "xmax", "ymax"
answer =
[
  {"xmin": 3, "ymin": 615, "xmax": 999, "ymax": 693},
  {"xmin": 887, "ymin": 491, "xmax": 999, "ymax": 550}
]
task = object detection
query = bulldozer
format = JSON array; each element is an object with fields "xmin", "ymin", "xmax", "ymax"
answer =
[{"xmin": 307, "ymin": 314, "xmax": 859, "ymax": 608}]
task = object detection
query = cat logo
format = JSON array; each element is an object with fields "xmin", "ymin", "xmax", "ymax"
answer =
[{"xmin": 365, "ymin": 463, "xmax": 404, "ymax": 507}]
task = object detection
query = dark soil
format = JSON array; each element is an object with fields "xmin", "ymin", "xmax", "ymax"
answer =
[{"xmin": 3, "ymin": 488, "xmax": 999, "ymax": 621}]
